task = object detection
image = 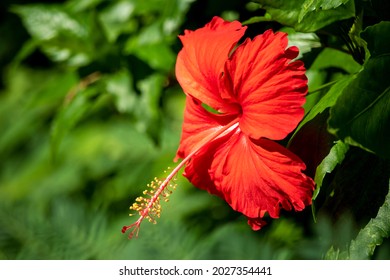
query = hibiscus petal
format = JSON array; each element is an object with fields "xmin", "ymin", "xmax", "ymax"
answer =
[
  {"xmin": 185, "ymin": 129, "xmax": 314, "ymax": 227},
  {"xmin": 175, "ymin": 16, "xmax": 246, "ymax": 112},
  {"xmin": 223, "ymin": 30, "xmax": 308, "ymax": 140},
  {"xmin": 176, "ymin": 96, "xmax": 237, "ymax": 161}
]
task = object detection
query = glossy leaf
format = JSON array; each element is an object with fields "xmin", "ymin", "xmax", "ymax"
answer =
[
  {"xmin": 253, "ymin": 0, "xmax": 355, "ymax": 32},
  {"xmin": 282, "ymin": 27, "xmax": 321, "ymax": 58},
  {"xmin": 299, "ymin": 0, "xmax": 351, "ymax": 22}
]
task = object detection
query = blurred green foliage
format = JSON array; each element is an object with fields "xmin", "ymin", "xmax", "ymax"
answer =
[{"xmin": 0, "ymin": 0, "xmax": 389, "ymax": 260}]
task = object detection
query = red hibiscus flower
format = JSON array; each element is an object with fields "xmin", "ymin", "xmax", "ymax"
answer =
[{"xmin": 122, "ymin": 16, "xmax": 314, "ymax": 238}]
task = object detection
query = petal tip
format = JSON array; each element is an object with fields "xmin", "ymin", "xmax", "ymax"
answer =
[{"xmin": 247, "ymin": 217, "xmax": 267, "ymax": 231}]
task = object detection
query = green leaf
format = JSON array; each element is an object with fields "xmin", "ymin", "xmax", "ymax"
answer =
[
  {"xmin": 66, "ymin": 0, "xmax": 105, "ymax": 12},
  {"xmin": 12, "ymin": 4, "xmax": 94, "ymax": 66},
  {"xmin": 125, "ymin": 23, "xmax": 175, "ymax": 72},
  {"xmin": 50, "ymin": 80, "xmax": 100, "ymax": 160},
  {"xmin": 328, "ymin": 22, "xmax": 390, "ymax": 159},
  {"xmin": 313, "ymin": 140, "xmax": 349, "ymax": 199},
  {"xmin": 0, "ymin": 67, "xmax": 78, "ymax": 159},
  {"xmin": 98, "ymin": 0, "xmax": 137, "ymax": 42},
  {"xmin": 104, "ymin": 70, "xmax": 137, "ymax": 114},
  {"xmin": 253, "ymin": 0, "xmax": 355, "ymax": 32},
  {"xmin": 130, "ymin": 43, "xmax": 175, "ymax": 72},
  {"xmin": 349, "ymin": 179, "xmax": 390, "ymax": 259},
  {"xmin": 135, "ymin": 74, "xmax": 165, "ymax": 134},
  {"xmin": 299, "ymin": 0, "xmax": 351, "ymax": 23},
  {"xmin": 361, "ymin": 21, "xmax": 390, "ymax": 58},
  {"xmin": 310, "ymin": 48, "xmax": 362, "ymax": 74},
  {"xmin": 280, "ymin": 27, "xmax": 321, "ymax": 58},
  {"xmin": 292, "ymin": 75, "xmax": 355, "ymax": 140},
  {"xmin": 242, "ymin": 14, "xmax": 273, "ymax": 25},
  {"xmin": 12, "ymin": 4, "xmax": 88, "ymax": 41}
]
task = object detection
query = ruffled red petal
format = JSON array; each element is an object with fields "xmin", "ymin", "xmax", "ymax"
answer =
[
  {"xmin": 182, "ymin": 129, "xmax": 314, "ymax": 228},
  {"xmin": 176, "ymin": 96, "xmax": 237, "ymax": 161},
  {"xmin": 175, "ymin": 16, "xmax": 246, "ymax": 113},
  {"xmin": 222, "ymin": 30, "xmax": 308, "ymax": 140},
  {"xmin": 175, "ymin": 17, "xmax": 314, "ymax": 231}
]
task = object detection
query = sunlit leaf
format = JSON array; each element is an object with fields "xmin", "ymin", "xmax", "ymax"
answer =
[
  {"xmin": 12, "ymin": 4, "xmax": 94, "ymax": 66},
  {"xmin": 299, "ymin": 0, "xmax": 351, "ymax": 22},
  {"xmin": 12, "ymin": 5, "xmax": 88, "ymax": 41},
  {"xmin": 98, "ymin": 1, "xmax": 136, "ymax": 42},
  {"xmin": 66, "ymin": 0, "xmax": 105, "ymax": 12},
  {"xmin": 104, "ymin": 70, "xmax": 136, "ymax": 113},
  {"xmin": 284, "ymin": 29, "xmax": 321, "ymax": 58},
  {"xmin": 253, "ymin": 0, "xmax": 355, "ymax": 32}
]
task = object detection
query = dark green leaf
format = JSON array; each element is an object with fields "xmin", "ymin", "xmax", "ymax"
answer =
[
  {"xmin": 369, "ymin": 0, "xmax": 390, "ymax": 21},
  {"xmin": 292, "ymin": 75, "xmax": 355, "ymax": 139},
  {"xmin": 361, "ymin": 21, "xmax": 390, "ymax": 57},
  {"xmin": 313, "ymin": 140, "xmax": 349, "ymax": 199},
  {"xmin": 318, "ymin": 148, "xmax": 390, "ymax": 231},
  {"xmin": 349, "ymin": 179, "xmax": 390, "ymax": 259},
  {"xmin": 328, "ymin": 22, "xmax": 390, "ymax": 159},
  {"xmin": 288, "ymin": 112, "xmax": 336, "ymax": 179},
  {"xmin": 253, "ymin": 0, "xmax": 355, "ymax": 32}
]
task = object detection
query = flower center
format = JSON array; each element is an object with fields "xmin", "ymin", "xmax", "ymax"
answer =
[{"xmin": 122, "ymin": 119, "xmax": 239, "ymax": 238}]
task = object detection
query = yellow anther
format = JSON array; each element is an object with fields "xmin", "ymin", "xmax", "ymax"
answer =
[{"xmin": 124, "ymin": 165, "xmax": 180, "ymax": 238}]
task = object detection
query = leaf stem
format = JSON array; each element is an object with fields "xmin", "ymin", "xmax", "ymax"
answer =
[{"xmin": 307, "ymin": 80, "xmax": 339, "ymax": 96}]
